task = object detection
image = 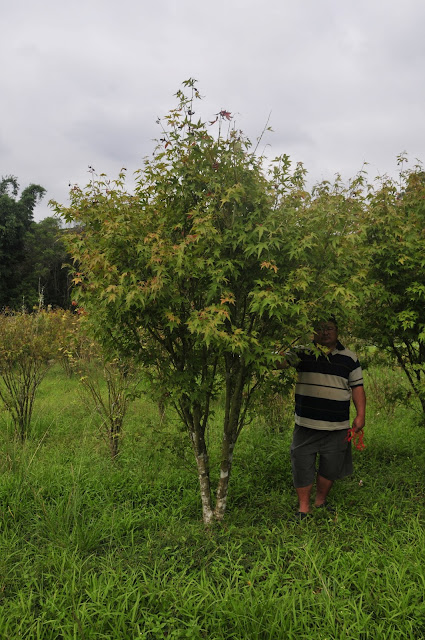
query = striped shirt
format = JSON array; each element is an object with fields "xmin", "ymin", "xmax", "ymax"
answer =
[{"xmin": 294, "ymin": 341, "xmax": 364, "ymax": 431}]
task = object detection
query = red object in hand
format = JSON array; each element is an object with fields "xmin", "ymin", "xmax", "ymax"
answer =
[{"xmin": 346, "ymin": 428, "xmax": 365, "ymax": 450}]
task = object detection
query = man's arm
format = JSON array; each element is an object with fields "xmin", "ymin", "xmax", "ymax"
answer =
[
  {"xmin": 351, "ymin": 385, "xmax": 366, "ymax": 432},
  {"xmin": 274, "ymin": 345, "xmax": 308, "ymax": 370}
]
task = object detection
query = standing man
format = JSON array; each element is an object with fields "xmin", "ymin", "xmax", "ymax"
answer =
[{"xmin": 281, "ymin": 318, "xmax": 366, "ymax": 518}]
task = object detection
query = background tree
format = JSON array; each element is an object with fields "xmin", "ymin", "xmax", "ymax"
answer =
[
  {"xmin": 0, "ymin": 176, "xmax": 45, "ymax": 308},
  {"xmin": 359, "ymin": 160, "xmax": 425, "ymax": 413},
  {"xmin": 20, "ymin": 217, "xmax": 71, "ymax": 309},
  {"xmin": 53, "ymin": 81, "xmax": 363, "ymax": 524}
]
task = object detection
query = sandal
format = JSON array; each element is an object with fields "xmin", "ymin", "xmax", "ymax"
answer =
[
  {"xmin": 315, "ymin": 502, "xmax": 336, "ymax": 514},
  {"xmin": 296, "ymin": 511, "xmax": 312, "ymax": 520}
]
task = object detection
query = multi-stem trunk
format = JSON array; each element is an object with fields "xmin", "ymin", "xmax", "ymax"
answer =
[
  {"xmin": 0, "ymin": 363, "xmax": 40, "ymax": 442},
  {"xmin": 177, "ymin": 354, "xmax": 251, "ymax": 524}
]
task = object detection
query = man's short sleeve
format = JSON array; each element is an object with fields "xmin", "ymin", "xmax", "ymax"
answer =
[{"xmin": 349, "ymin": 358, "xmax": 364, "ymax": 388}]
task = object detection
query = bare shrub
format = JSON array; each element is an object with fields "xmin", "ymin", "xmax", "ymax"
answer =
[{"xmin": 66, "ymin": 330, "xmax": 141, "ymax": 459}]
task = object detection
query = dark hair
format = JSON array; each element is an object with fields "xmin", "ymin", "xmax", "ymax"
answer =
[{"xmin": 328, "ymin": 315, "xmax": 338, "ymax": 329}]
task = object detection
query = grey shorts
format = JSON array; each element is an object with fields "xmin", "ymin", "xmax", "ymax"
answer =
[{"xmin": 290, "ymin": 424, "xmax": 353, "ymax": 488}]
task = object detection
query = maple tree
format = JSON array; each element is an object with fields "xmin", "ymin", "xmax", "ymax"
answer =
[
  {"xmin": 53, "ymin": 80, "xmax": 362, "ymax": 523},
  {"xmin": 359, "ymin": 159, "xmax": 425, "ymax": 414}
]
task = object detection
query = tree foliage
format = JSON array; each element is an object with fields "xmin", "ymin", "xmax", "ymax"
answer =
[
  {"xmin": 0, "ymin": 177, "xmax": 72, "ymax": 310},
  {"xmin": 53, "ymin": 80, "xmax": 363, "ymax": 523},
  {"xmin": 360, "ymin": 159, "xmax": 425, "ymax": 412}
]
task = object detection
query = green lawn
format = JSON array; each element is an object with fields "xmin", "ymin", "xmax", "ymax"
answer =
[{"xmin": 1, "ymin": 365, "xmax": 425, "ymax": 639}]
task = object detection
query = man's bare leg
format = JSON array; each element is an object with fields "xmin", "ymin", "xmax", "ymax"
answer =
[
  {"xmin": 314, "ymin": 474, "xmax": 333, "ymax": 506},
  {"xmin": 296, "ymin": 483, "xmax": 313, "ymax": 513}
]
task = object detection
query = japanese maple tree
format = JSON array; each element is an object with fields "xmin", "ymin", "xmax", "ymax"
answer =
[{"xmin": 53, "ymin": 80, "xmax": 362, "ymax": 523}]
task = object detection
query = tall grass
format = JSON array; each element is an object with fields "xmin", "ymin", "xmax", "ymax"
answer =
[{"xmin": 1, "ymin": 365, "xmax": 425, "ymax": 639}]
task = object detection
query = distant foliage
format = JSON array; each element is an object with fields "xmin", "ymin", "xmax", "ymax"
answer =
[
  {"xmin": 0, "ymin": 176, "xmax": 72, "ymax": 310},
  {"xmin": 20, "ymin": 217, "xmax": 72, "ymax": 309},
  {"xmin": 0, "ymin": 176, "xmax": 45, "ymax": 308}
]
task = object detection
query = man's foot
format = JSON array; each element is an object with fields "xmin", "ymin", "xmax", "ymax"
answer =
[
  {"xmin": 314, "ymin": 501, "xmax": 336, "ymax": 514},
  {"xmin": 296, "ymin": 511, "xmax": 312, "ymax": 521}
]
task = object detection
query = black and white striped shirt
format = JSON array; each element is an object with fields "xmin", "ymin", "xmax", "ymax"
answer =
[{"xmin": 294, "ymin": 341, "xmax": 364, "ymax": 431}]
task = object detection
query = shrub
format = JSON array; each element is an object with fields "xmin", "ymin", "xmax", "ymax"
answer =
[
  {"xmin": 65, "ymin": 326, "xmax": 141, "ymax": 459},
  {"xmin": 0, "ymin": 310, "xmax": 62, "ymax": 440}
]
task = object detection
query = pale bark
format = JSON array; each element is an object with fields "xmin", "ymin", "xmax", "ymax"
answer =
[
  {"xmin": 214, "ymin": 439, "xmax": 235, "ymax": 521},
  {"xmin": 195, "ymin": 451, "xmax": 214, "ymax": 525}
]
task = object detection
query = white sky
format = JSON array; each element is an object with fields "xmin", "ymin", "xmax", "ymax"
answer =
[{"xmin": 2, "ymin": 0, "xmax": 425, "ymax": 221}]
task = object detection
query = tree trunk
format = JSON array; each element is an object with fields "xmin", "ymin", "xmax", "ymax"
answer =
[
  {"xmin": 187, "ymin": 411, "xmax": 214, "ymax": 525},
  {"xmin": 214, "ymin": 435, "xmax": 235, "ymax": 521},
  {"xmin": 213, "ymin": 358, "xmax": 246, "ymax": 521},
  {"xmin": 195, "ymin": 448, "xmax": 214, "ymax": 525}
]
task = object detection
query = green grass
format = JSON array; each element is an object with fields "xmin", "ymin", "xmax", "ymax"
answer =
[{"xmin": 1, "ymin": 365, "xmax": 425, "ymax": 639}]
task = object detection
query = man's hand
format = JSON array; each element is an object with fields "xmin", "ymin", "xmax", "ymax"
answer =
[
  {"xmin": 351, "ymin": 385, "xmax": 366, "ymax": 433},
  {"xmin": 352, "ymin": 414, "xmax": 365, "ymax": 433}
]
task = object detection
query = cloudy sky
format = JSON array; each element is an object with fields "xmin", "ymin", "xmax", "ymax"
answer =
[{"xmin": 2, "ymin": 0, "xmax": 425, "ymax": 221}]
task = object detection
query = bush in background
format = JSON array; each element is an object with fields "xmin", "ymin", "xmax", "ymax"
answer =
[{"xmin": 0, "ymin": 310, "xmax": 65, "ymax": 441}]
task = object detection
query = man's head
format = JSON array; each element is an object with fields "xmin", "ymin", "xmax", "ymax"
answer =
[{"xmin": 313, "ymin": 318, "xmax": 338, "ymax": 351}]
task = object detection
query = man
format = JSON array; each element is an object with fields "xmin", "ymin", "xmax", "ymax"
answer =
[{"xmin": 280, "ymin": 319, "xmax": 366, "ymax": 518}]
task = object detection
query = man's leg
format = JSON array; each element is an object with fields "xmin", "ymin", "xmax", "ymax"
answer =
[
  {"xmin": 296, "ymin": 483, "xmax": 314, "ymax": 513},
  {"xmin": 315, "ymin": 430, "xmax": 352, "ymax": 508},
  {"xmin": 314, "ymin": 474, "xmax": 333, "ymax": 507},
  {"xmin": 291, "ymin": 425, "xmax": 320, "ymax": 515}
]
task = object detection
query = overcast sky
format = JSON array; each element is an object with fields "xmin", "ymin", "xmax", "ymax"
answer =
[{"xmin": 2, "ymin": 0, "xmax": 425, "ymax": 221}]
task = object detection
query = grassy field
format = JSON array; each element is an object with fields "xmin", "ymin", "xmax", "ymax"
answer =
[{"xmin": 1, "ymin": 365, "xmax": 425, "ymax": 639}]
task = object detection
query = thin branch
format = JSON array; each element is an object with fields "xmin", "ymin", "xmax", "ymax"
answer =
[{"xmin": 253, "ymin": 111, "xmax": 272, "ymax": 156}]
